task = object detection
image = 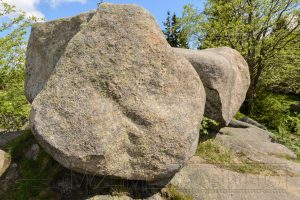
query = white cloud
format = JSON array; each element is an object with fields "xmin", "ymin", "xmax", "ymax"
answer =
[
  {"xmin": 49, "ymin": 0, "xmax": 87, "ymax": 8},
  {"xmin": 3, "ymin": 0, "xmax": 45, "ymax": 18},
  {"xmin": 2, "ymin": 0, "xmax": 88, "ymax": 19}
]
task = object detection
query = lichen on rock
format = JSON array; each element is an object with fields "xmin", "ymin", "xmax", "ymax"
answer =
[{"xmin": 27, "ymin": 3, "xmax": 206, "ymax": 181}]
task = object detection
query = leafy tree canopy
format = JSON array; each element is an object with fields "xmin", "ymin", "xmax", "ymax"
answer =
[
  {"xmin": 179, "ymin": 0, "xmax": 300, "ymax": 113},
  {"xmin": 0, "ymin": 0, "xmax": 38, "ymax": 130}
]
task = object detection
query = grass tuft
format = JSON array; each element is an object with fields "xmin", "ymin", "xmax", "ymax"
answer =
[
  {"xmin": 2, "ymin": 129, "xmax": 61, "ymax": 200},
  {"xmin": 162, "ymin": 185, "xmax": 194, "ymax": 200},
  {"xmin": 110, "ymin": 185, "xmax": 130, "ymax": 197},
  {"xmin": 196, "ymin": 139, "xmax": 278, "ymax": 175}
]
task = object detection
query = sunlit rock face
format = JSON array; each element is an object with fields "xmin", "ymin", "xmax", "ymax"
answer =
[
  {"xmin": 27, "ymin": 3, "xmax": 206, "ymax": 181},
  {"xmin": 174, "ymin": 47, "xmax": 250, "ymax": 128}
]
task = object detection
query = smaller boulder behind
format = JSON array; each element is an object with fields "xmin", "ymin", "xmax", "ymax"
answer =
[
  {"xmin": 174, "ymin": 47, "xmax": 250, "ymax": 128},
  {"xmin": 25, "ymin": 11, "xmax": 96, "ymax": 103}
]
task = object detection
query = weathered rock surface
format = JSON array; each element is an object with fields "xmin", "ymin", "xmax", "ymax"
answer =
[
  {"xmin": 25, "ymin": 10, "xmax": 96, "ymax": 103},
  {"xmin": 216, "ymin": 121, "xmax": 300, "ymax": 176},
  {"xmin": 0, "ymin": 149, "xmax": 10, "ymax": 176},
  {"xmin": 239, "ymin": 117, "xmax": 267, "ymax": 130},
  {"xmin": 25, "ymin": 144, "xmax": 40, "ymax": 161},
  {"xmin": 174, "ymin": 47, "xmax": 250, "ymax": 127},
  {"xmin": 29, "ymin": 3, "xmax": 205, "ymax": 181},
  {"xmin": 248, "ymin": 154, "xmax": 300, "ymax": 176},
  {"xmin": 197, "ymin": 121, "xmax": 300, "ymax": 199},
  {"xmin": 170, "ymin": 156, "xmax": 300, "ymax": 200},
  {"xmin": 217, "ymin": 123, "xmax": 296, "ymax": 159}
]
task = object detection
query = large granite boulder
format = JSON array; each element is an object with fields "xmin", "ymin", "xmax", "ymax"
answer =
[
  {"xmin": 29, "ymin": 4, "xmax": 205, "ymax": 181},
  {"xmin": 173, "ymin": 47, "xmax": 250, "ymax": 127}
]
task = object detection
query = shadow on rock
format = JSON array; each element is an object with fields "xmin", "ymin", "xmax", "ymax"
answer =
[{"xmin": 51, "ymin": 168, "xmax": 169, "ymax": 200}]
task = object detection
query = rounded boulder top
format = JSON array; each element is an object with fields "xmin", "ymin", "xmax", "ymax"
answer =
[{"xmin": 29, "ymin": 3, "xmax": 206, "ymax": 181}]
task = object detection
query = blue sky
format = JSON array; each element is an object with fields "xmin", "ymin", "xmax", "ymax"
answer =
[{"xmin": 4, "ymin": 0, "xmax": 203, "ymax": 28}]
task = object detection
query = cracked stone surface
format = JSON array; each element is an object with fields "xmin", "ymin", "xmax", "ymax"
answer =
[
  {"xmin": 170, "ymin": 156, "xmax": 300, "ymax": 200},
  {"xmin": 216, "ymin": 120, "xmax": 300, "ymax": 176},
  {"xmin": 28, "ymin": 3, "xmax": 205, "ymax": 181},
  {"xmin": 217, "ymin": 122, "xmax": 296, "ymax": 159}
]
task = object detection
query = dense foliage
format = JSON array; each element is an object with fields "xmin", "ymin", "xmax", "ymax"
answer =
[
  {"xmin": 199, "ymin": 117, "xmax": 219, "ymax": 135},
  {"xmin": 0, "ymin": 0, "xmax": 37, "ymax": 130},
  {"xmin": 178, "ymin": 0, "xmax": 300, "ymax": 113},
  {"xmin": 250, "ymin": 92, "xmax": 300, "ymax": 158},
  {"xmin": 260, "ymin": 43, "xmax": 300, "ymax": 95}
]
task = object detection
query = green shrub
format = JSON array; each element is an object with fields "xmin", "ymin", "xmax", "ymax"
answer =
[
  {"xmin": 163, "ymin": 185, "xmax": 194, "ymax": 200},
  {"xmin": 0, "ymin": 66, "xmax": 30, "ymax": 130},
  {"xmin": 261, "ymin": 64, "xmax": 300, "ymax": 95},
  {"xmin": 250, "ymin": 92, "xmax": 299, "ymax": 133},
  {"xmin": 234, "ymin": 111, "xmax": 246, "ymax": 120},
  {"xmin": 250, "ymin": 92, "xmax": 300, "ymax": 159},
  {"xmin": 0, "ymin": 1, "xmax": 37, "ymax": 131},
  {"xmin": 3, "ymin": 130, "xmax": 61, "ymax": 199},
  {"xmin": 199, "ymin": 117, "xmax": 219, "ymax": 135}
]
